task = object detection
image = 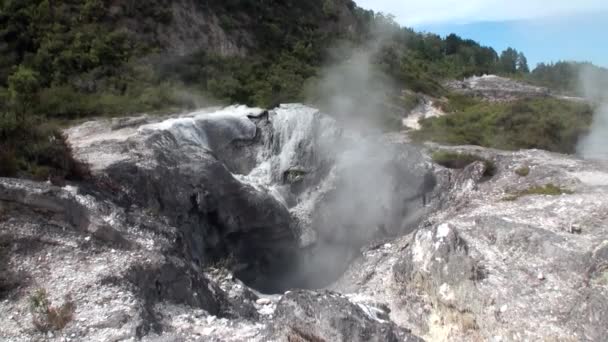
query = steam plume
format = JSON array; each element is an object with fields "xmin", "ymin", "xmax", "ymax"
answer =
[{"xmin": 577, "ymin": 65, "xmax": 608, "ymax": 159}]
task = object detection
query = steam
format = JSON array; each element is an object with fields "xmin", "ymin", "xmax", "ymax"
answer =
[
  {"xmin": 305, "ymin": 19, "xmax": 402, "ymax": 132},
  {"xmin": 576, "ymin": 65, "xmax": 608, "ymax": 159},
  {"xmin": 273, "ymin": 21, "xmax": 434, "ymax": 290}
]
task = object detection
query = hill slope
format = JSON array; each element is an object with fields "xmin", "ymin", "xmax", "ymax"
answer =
[{"xmin": 0, "ymin": 0, "xmax": 603, "ymax": 180}]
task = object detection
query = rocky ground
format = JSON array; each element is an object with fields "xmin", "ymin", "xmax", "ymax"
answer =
[
  {"xmin": 1, "ymin": 105, "xmax": 607, "ymax": 341},
  {"xmin": 402, "ymin": 96, "xmax": 446, "ymax": 131},
  {"xmin": 445, "ymin": 75, "xmax": 551, "ymax": 102}
]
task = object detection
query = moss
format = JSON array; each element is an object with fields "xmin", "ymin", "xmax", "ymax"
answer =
[
  {"xmin": 515, "ymin": 166, "xmax": 530, "ymax": 177},
  {"xmin": 503, "ymin": 184, "xmax": 573, "ymax": 201},
  {"xmin": 431, "ymin": 151, "xmax": 496, "ymax": 177}
]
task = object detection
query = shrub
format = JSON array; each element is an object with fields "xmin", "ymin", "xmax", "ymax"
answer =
[
  {"xmin": 413, "ymin": 97, "xmax": 594, "ymax": 154},
  {"xmin": 0, "ymin": 118, "xmax": 90, "ymax": 182},
  {"xmin": 503, "ymin": 184, "xmax": 573, "ymax": 201},
  {"xmin": 29, "ymin": 289, "xmax": 76, "ymax": 332},
  {"xmin": 431, "ymin": 151, "xmax": 496, "ymax": 177}
]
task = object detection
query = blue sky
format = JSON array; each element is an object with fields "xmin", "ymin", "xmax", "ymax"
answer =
[{"xmin": 356, "ymin": 0, "xmax": 608, "ymax": 68}]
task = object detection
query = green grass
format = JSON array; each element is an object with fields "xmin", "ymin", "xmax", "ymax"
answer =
[
  {"xmin": 412, "ymin": 96, "xmax": 594, "ymax": 154},
  {"xmin": 503, "ymin": 184, "xmax": 573, "ymax": 201},
  {"xmin": 431, "ymin": 150, "xmax": 496, "ymax": 177}
]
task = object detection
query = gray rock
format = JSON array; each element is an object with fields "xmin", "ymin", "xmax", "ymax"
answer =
[
  {"xmin": 335, "ymin": 145, "xmax": 608, "ymax": 341},
  {"xmin": 6, "ymin": 104, "xmax": 606, "ymax": 342},
  {"xmin": 268, "ymin": 290, "xmax": 423, "ymax": 342},
  {"xmin": 445, "ymin": 74, "xmax": 551, "ymax": 102}
]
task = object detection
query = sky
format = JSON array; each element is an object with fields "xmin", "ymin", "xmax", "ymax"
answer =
[{"xmin": 356, "ymin": 0, "xmax": 608, "ymax": 68}]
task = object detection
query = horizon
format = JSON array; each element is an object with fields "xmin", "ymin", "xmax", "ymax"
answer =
[{"xmin": 356, "ymin": 1, "xmax": 608, "ymax": 69}]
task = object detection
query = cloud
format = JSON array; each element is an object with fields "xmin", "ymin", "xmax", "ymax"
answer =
[{"xmin": 356, "ymin": 0, "xmax": 608, "ymax": 26}]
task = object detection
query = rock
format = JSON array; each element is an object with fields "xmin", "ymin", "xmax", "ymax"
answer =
[
  {"xmin": 92, "ymin": 310, "xmax": 131, "ymax": 329},
  {"xmin": 402, "ymin": 95, "xmax": 446, "ymax": 130},
  {"xmin": 4, "ymin": 104, "xmax": 607, "ymax": 342},
  {"xmin": 334, "ymin": 146, "xmax": 608, "ymax": 341},
  {"xmin": 267, "ymin": 290, "xmax": 423, "ymax": 342},
  {"xmin": 255, "ymin": 298, "xmax": 271, "ymax": 306},
  {"xmin": 66, "ymin": 104, "xmax": 431, "ymax": 293},
  {"xmin": 445, "ymin": 74, "xmax": 551, "ymax": 102}
]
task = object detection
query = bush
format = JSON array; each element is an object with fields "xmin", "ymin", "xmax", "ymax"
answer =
[
  {"xmin": 431, "ymin": 150, "xmax": 496, "ymax": 177},
  {"xmin": 29, "ymin": 289, "xmax": 76, "ymax": 332},
  {"xmin": 413, "ymin": 97, "xmax": 594, "ymax": 154},
  {"xmin": 0, "ymin": 118, "xmax": 90, "ymax": 182}
]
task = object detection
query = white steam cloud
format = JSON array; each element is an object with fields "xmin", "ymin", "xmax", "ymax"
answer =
[
  {"xmin": 576, "ymin": 66, "xmax": 608, "ymax": 159},
  {"xmin": 305, "ymin": 20, "xmax": 402, "ymax": 132}
]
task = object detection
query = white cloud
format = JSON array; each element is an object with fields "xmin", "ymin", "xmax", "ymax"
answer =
[{"xmin": 356, "ymin": 0, "xmax": 608, "ymax": 26}]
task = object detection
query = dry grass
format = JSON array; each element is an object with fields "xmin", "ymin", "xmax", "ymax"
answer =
[{"xmin": 29, "ymin": 289, "xmax": 76, "ymax": 332}]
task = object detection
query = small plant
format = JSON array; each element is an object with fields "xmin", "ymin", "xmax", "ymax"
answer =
[
  {"xmin": 515, "ymin": 166, "xmax": 530, "ymax": 177},
  {"xmin": 503, "ymin": 184, "xmax": 573, "ymax": 201},
  {"xmin": 431, "ymin": 151, "xmax": 496, "ymax": 177},
  {"xmin": 29, "ymin": 289, "xmax": 76, "ymax": 332}
]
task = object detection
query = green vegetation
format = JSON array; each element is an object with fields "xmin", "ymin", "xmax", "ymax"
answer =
[
  {"xmin": 0, "ymin": 1, "xmax": 533, "ymax": 114},
  {"xmin": 29, "ymin": 289, "xmax": 76, "ymax": 332},
  {"xmin": 515, "ymin": 166, "xmax": 531, "ymax": 177},
  {"xmin": 0, "ymin": 1, "xmax": 598, "ymax": 181},
  {"xmin": 0, "ymin": 118, "xmax": 90, "ymax": 180},
  {"xmin": 431, "ymin": 150, "xmax": 496, "ymax": 177},
  {"xmin": 528, "ymin": 61, "xmax": 608, "ymax": 97},
  {"xmin": 413, "ymin": 96, "xmax": 594, "ymax": 154},
  {"xmin": 503, "ymin": 184, "xmax": 574, "ymax": 201}
]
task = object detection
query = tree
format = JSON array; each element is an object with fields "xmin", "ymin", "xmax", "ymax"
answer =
[
  {"xmin": 445, "ymin": 33, "xmax": 462, "ymax": 55},
  {"xmin": 8, "ymin": 65, "xmax": 40, "ymax": 121},
  {"xmin": 517, "ymin": 52, "xmax": 530, "ymax": 73},
  {"xmin": 499, "ymin": 48, "xmax": 519, "ymax": 74}
]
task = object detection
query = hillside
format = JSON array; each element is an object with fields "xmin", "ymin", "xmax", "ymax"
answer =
[
  {"xmin": 0, "ymin": 0, "xmax": 603, "ymax": 180},
  {"xmin": 0, "ymin": 0, "xmax": 529, "ymax": 112}
]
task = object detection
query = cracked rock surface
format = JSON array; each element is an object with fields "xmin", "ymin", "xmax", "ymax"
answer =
[
  {"xmin": 334, "ymin": 144, "xmax": 608, "ymax": 341},
  {"xmin": 1, "ymin": 105, "xmax": 607, "ymax": 341}
]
